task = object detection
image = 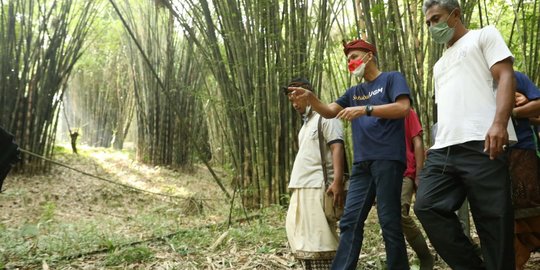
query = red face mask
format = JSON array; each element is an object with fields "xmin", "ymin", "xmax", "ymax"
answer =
[{"xmin": 348, "ymin": 58, "xmax": 364, "ymax": 72}]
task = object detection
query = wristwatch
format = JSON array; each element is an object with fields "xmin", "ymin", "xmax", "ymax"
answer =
[{"xmin": 366, "ymin": 104, "xmax": 373, "ymax": 116}]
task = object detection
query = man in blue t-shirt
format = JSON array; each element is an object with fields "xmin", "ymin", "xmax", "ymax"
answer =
[
  {"xmin": 508, "ymin": 71, "xmax": 540, "ymax": 269},
  {"xmin": 288, "ymin": 39, "xmax": 411, "ymax": 270},
  {"xmin": 511, "ymin": 71, "xmax": 540, "ymax": 152}
]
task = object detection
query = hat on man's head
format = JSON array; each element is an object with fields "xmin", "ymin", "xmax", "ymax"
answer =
[
  {"xmin": 281, "ymin": 77, "xmax": 313, "ymax": 95},
  {"xmin": 288, "ymin": 77, "xmax": 311, "ymax": 86},
  {"xmin": 343, "ymin": 39, "xmax": 377, "ymax": 56},
  {"xmin": 288, "ymin": 77, "xmax": 313, "ymax": 90}
]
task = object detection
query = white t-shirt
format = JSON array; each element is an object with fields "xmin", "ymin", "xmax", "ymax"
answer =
[
  {"xmin": 432, "ymin": 25, "xmax": 517, "ymax": 149},
  {"xmin": 288, "ymin": 112, "xmax": 344, "ymax": 188}
]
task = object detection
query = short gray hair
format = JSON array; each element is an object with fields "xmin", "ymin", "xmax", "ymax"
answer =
[{"xmin": 422, "ymin": 0, "xmax": 460, "ymax": 13}]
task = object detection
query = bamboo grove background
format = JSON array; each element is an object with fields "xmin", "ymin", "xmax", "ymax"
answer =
[{"xmin": 1, "ymin": 0, "xmax": 538, "ymax": 208}]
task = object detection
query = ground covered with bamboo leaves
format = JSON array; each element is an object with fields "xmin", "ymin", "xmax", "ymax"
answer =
[{"xmin": 0, "ymin": 146, "xmax": 538, "ymax": 269}]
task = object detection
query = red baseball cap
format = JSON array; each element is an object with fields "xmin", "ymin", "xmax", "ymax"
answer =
[{"xmin": 343, "ymin": 39, "xmax": 377, "ymax": 56}]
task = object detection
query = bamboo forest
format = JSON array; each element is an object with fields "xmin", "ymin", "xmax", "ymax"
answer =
[{"xmin": 0, "ymin": 0, "xmax": 539, "ymax": 269}]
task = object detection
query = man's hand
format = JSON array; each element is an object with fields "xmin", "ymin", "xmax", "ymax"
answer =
[
  {"xmin": 336, "ymin": 106, "xmax": 365, "ymax": 121},
  {"xmin": 484, "ymin": 123, "xmax": 509, "ymax": 160},
  {"xmin": 515, "ymin": 92, "xmax": 529, "ymax": 107},
  {"xmin": 287, "ymin": 86, "xmax": 313, "ymax": 103},
  {"xmin": 530, "ymin": 116, "xmax": 540, "ymax": 126},
  {"xmin": 326, "ymin": 181, "xmax": 344, "ymax": 208},
  {"xmin": 414, "ymin": 174, "xmax": 420, "ymax": 190}
]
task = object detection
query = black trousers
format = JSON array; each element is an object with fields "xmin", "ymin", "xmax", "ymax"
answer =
[{"xmin": 414, "ymin": 141, "xmax": 514, "ymax": 270}]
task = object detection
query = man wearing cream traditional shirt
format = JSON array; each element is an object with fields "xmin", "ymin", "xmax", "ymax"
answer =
[{"xmin": 284, "ymin": 78, "xmax": 345, "ymax": 270}]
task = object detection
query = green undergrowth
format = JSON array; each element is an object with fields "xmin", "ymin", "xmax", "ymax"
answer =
[
  {"xmin": 0, "ymin": 207, "xmax": 290, "ymax": 268},
  {"xmin": 1, "ymin": 217, "xmax": 130, "ymax": 263},
  {"xmin": 167, "ymin": 206, "xmax": 288, "ymax": 255},
  {"xmin": 105, "ymin": 246, "xmax": 154, "ymax": 266}
]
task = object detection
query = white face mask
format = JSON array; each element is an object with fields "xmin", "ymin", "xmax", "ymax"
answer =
[
  {"xmin": 351, "ymin": 63, "xmax": 366, "ymax": 78},
  {"xmin": 348, "ymin": 53, "xmax": 369, "ymax": 78}
]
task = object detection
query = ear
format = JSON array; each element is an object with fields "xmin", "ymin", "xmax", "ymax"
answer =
[
  {"xmin": 453, "ymin": 8, "xmax": 462, "ymax": 22},
  {"xmin": 366, "ymin": 52, "xmax": 374, "ymax": 62}
]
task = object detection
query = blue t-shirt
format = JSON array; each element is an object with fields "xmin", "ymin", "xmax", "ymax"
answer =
[
  {"xmin": 512, "ymin": 71, "xmax": 540, "ymax": 150},
  {"xmin": 335, "ymin": 72, "xmax": 410, "ymax": 164}
]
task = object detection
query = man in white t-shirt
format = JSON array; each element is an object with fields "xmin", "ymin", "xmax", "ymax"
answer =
[
  {"xmin": 284, "ymin": 78, "xmax": 346, "ymax": 270},
  {"xmin": 414, "ymin": 1, "xmax": 516, "ymax": 269}
]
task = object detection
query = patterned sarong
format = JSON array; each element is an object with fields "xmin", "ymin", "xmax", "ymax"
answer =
[
  {"xmin": 509, "ymin": 148, "xmax": 540, "ymax": 218},
  {"xmin": 509, "ymin": 148, "xmax": 540, "ymax": 269},
  {"xmin": 286, "ymin": 188, "xmax": 339, "ymax": 261}
]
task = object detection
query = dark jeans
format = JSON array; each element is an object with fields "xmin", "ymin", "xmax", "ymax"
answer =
[
  {"xmin": 414, "ymin": 141, "xmax": 514, "ymax": 270},
  {"xmin": 331, "ymin": 160, "xmax": 409, "ymax": 270}
]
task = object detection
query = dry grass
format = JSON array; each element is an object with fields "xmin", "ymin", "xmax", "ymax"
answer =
[{"xmin": 0, "ymin": 145, "xmax": 538, "ymax": 269}]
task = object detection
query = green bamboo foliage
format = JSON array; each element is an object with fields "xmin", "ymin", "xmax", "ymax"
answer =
[
  {"xmin": 0, "ymin": 0, "xmax": 97, "ymax": 173},
  {"xmin": 120, "ymin": 0, "xmax": 210, "ymax": 168},
  {"xmin": 509, "ymin": 0, "xmax": 540, "ymax": 82},
  {"xmin": 173, "ymin": 0, "xmax": 337, "ymax": 207}
]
